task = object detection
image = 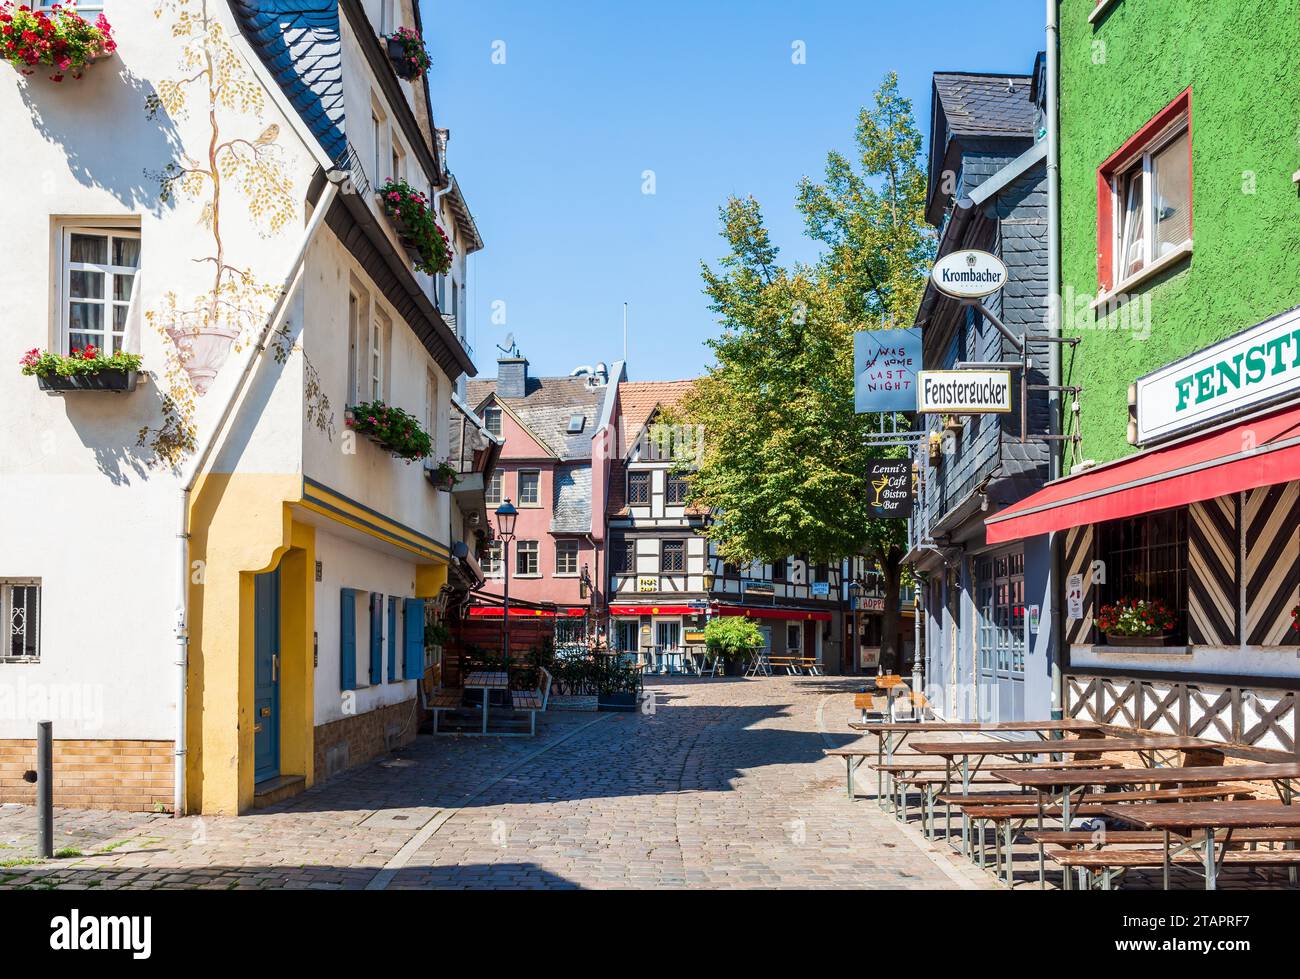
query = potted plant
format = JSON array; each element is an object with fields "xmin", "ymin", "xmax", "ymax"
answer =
[
  {"xmin": 384, "ymin": 25, "xmax": 430, "ymax": 80},
  {"xmin": 376, "ymin": 179, "xmax": 452, "ymax": 275},
  {"xmin": 703, "ymin": 616, "xmax": 764, "ymax": 676},
  {"xmin": 20, "ymin": 345, "xmax": 141, "ymax": 392},
  {"xmin": 426, "ymin": 457, "xmax": 458, "ymax": 492},
  {"xmin": 0, "ymin": 3, "xmax": 116, "ymax": 81},
  {"xmin": 1096, "ymin": 598, "xmax": 1177, "ymax": 647},
  {"xmin": 596, "ymin": 658, "xmax": 644, "ymax": 712},
  {"xmin": 346, "ymin": 400, "xmax": 433, "ymax": 462}
]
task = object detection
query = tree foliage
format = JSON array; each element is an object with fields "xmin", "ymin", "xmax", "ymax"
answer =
[{"xmin": 682, "ymin": 72, "xmax": 935, "ymax": 667}]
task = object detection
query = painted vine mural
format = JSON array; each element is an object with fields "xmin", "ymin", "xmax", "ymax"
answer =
[{"xmin": 140, "ymin": 0, "xmax": 333, "ymax": 468}]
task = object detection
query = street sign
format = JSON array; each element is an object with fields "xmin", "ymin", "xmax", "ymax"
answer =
[
  {"xmin": 865, "ymin": 458, "xmax": 913, "ymax": 517},
  {"xmin": 854, "ymin": 328, "xmax": 921, "ymax": 413},
  {"xmin": 917, "ymin": 370, "xmax": 1012, "ymax": 414},
  {"xmin": 1134, "ymin": 304, "xmax": 1300, "ymax": 444},
  {"xmin": 811, "ymin": 581, "xmax": 830, "ymax": 597},
  {"xmin": 930, "ymin": 249, "xmax": 1008, "ymax": 299}
]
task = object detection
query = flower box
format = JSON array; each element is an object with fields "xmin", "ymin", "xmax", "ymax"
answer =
[
  {"xmin": 376, "ymin": 180, "xmax": 452, "ymax": 276},
  {"xmin": 346, "ymin": 400, "xmax": 433, "ymax": 463},
  {"xmin": 385, "ymin": 27, "xmax": 430, "ymax": 81},
  {"xmin": 1104, "ymin": 633, "xmax": 1171, "ymax": 647},
  {"xmin": 36, "ymin": 368, "xmax": 137, "ymax": 393},
  {"xmin": 0, "ymin": 4, "xmax": 117, "ymax": 81},
  {"xmin": 386, "ymin": 36, "xmax": 421, "ymax": 80}
]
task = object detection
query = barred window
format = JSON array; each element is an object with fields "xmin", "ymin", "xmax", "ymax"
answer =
[
  {"xmin": 1096, "ymin": 507, "xmax": 1188, "ymax": 643},
  {"xmin": 2, "ymin": 581, "xmax": 41, "ymax": 663}
]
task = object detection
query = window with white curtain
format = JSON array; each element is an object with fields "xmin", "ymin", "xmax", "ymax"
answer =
[
  {"xmin": 59, "ymin": 226, "xmax": 140, "ymax": 355},
  {"xmin": 1112, "ymin": 121, "xmax": 1190, "ymax": 286}
]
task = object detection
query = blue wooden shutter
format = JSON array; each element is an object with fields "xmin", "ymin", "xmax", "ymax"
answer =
[
  {"xmin": 369, "ymin": 592, "xmax": 383, "ymax": 685},
  {"xmin": 339, "ymin": 588, "xmax": 357, "ymax": 691},
  {"xmin": 387, "ymin": 596, "xmax": 398, "ymax": 682},
  {"xmin": 403, "ymin": 598, "xmax": 425, "ymax": 680}
]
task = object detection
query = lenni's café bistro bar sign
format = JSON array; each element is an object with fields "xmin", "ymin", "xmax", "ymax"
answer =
[{"xmin": 1135, "ymin": 304, "xmax": 1300, "ymax": 443}]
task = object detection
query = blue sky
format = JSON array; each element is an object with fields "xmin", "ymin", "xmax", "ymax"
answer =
[{"xmin": 423, "ymin": 0, "xmax": 1046, "ymax": 383}]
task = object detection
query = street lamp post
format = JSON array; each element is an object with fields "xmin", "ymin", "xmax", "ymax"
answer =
[
  {"xmin": 494, "ymin": 499, "xmax": 518, "ymax": 673},
  {"xmin": 847, "ymin": 579, "xmax": 861, "ymax": 676}
]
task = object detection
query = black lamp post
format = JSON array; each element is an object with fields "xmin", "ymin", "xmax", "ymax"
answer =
[
  {"xmin": 847, "ymin": 578, "xmax": 861, "ymax": 676},
  {"xmin": 494, "ymin": 499, "xmax": 518, "ymax": 672}
]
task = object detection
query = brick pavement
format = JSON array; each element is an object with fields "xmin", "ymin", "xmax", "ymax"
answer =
[{"xmin": 0, "ymin": 677, "xmax": 989, "ymax": 890}]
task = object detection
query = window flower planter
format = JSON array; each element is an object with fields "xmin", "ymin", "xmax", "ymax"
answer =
[
  {"xmin": 20, "ymin": 346, "xmax": 141, "ymax": 394},
  {"xmin": 425, "ymin": 459, "xmax": 459, "ymax": 492},
  {"xmin": 376, "ymin": 180, "xmax": 452, "ymax": 276},
  {"xmin": 346, "ymin": 400, "xmax": 433, "ymax": 463},
  {"xmin": 1096, "ymin": 598, "xmax": 1177, "ymax": 647},
  {"xmin": 385, "ymin": 27, "xmax": 430, "ymax": 81},
  {"xmin": 0, "ymin": 4, "xmax": 117, "ymax": 82},
  {"xmin": 1103, "ymin": 633, "xmax": 1170, "ymax": 647}
]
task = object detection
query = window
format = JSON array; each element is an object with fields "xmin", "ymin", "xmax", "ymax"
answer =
[
  {"xmin": 772, "ymin": 557, "xmax": 787, "ymax": 582},
  {"xmin": 1098, "ymin": 88, "xmax": 1191, "ymax": 293},
  {"xmin": 483, "ymin": 406, "xmax": 502, "ymax": 437},
  {"xmin": 369, "ymin": 311, "xmax": 387, "ymax": 401},
  {"xmin": 616, "ymin": 620, "xmax": 640, "ymax": 652},
  {"xmin": 390, "ymin": 131, "xmax": 405, "ymax": 183},
  {"xmin": 516, "ymin": 541, "xmax": 539, "ymax": 576},
  {"xmin": 787, "ymin": 624, "xmax": 801, "ymax": 652},
  {"xmin": 1, "ymin": 581, "xmax": 40, "ymax": 662},
  {"xmin": 627, "ymin": 471, "xmax": 651, "ymax": 505},
  {"xmin": 614, "ymin": 539, "xmax": 635, "ymax": 573},
  {"xmin": 666, "ymin": 472, "xmax": 689, "ymax": 505},
  {"xmin": 371, "ymin": 101, "xmax": 387, "ymax": 185},
  {"xmin": 814, "ymin": 563, "xmax": 829, "ymax": 583},
  {"xmin": 347, "ymin": 288, "xmax": 366, "ymax": 405},
  {"xmin": 482, "ymin": 541, "xmax": 502, "ymax": 576},
  {"xmin": 518, "ymin": 470, "xmax": 541, "ymax": 506},
  {"xmin": 1096, "ymin": 508, "xmax": 1189, "ymax": 643},
  {"xmin": 38, "ymin": 1, "xmax": 101, "ymax": 8},
  {"xmin": 661, "ymin": 540, "xmax": 685, "ymax": 573},
  {"xmin": 59, "ymin": 227, "xmax": 140, "ymax": 355},
  {"xmin": 424, "ymin": 369, "xmax": 438, "ymax": 439},
  {"xmin": 555, "ymin": 539, "xmax": 579, "ymax": 575},
  {"xmin": 567, "ymin": 413, "xmax": 586, "ymax": 434},
  {"xmin": 485, "ymin": 470, "xmax": 503, "ymax": 505},
  {"xmin": 976, "ymin": 552, "xmax": 1026, "ymax": 676}
]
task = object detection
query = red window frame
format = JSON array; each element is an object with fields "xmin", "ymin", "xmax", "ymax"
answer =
[{"xmin": 1095, "ymin": 86, "xmax": 1192, "ymax": 294}]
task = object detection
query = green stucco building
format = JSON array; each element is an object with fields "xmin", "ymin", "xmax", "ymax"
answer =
[{"xmin": 1058, "ymin": 0, "xmax": 1300, "ymax": 465}]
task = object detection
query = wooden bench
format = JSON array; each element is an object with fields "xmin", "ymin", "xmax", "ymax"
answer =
[
  {"xmin": 1045, "ymin": 845, "xmax": 1300, "ymax": 890},
  {"xmin": 421, "ymin": 665, "xmax": 466, "ymax": 734},
  {"xmin": 511, "ymin": 667, "xmax": 552, "ymax": 736},
  {"xmin": 767, "ymin": 655, "xmax": 822, "ymax": 676},
  {"xmin": 938, "ymin": 784, "xmax": 1257, "ymax": 809}
]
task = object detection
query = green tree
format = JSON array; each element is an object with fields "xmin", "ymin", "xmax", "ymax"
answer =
[{"xmin": 683, "ymin": 72, "xmax": 934, "ymax": 672}]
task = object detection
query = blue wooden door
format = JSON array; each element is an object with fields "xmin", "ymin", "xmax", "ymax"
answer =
[{"xmin": 254, "ymin": 567, "xmax": 281, "ymax": 783}]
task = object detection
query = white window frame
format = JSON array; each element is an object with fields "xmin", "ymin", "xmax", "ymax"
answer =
[
  {"xmin": 515, "ymin": 540, "xmax": 540, "ymax": 577},
  {"xmin": 57, "ymin": 225, "xmax": 141, "ymax": 356},
  {"xmin": 518, "ymin": 470, "xmax": 541, "ymax": 507},
  {"xmin": 369, "ymin": 308, "xmax": 388, "ymax": 402},
  {"xmin": 390, "ymin": 130, "xmax": 405, "ymax": 184},
  {"xmin": 371, "ymin": 99, "xmax": 388, "ymax": 186},
  {"xmin": 485, "ymin": 470, "xmax": 503, "ymax": 505},
  {"xmin": 555, "ymin": 539, "xmax": 579, "ymax": 576},
  {"xmin": 483, "ymin": 406, "xmax": 502, "ymax": 438},
  {"xmin": 1109, "ymin": 117, "xmax": 1191, "ymax": 290},
  {"xmin": 482, "ymin": 541, "xmax": 502, "ymax": 577},
  {"xmin": 347, "ymin": 289, "xmax": 364, "ymax": 405},
  {"xmin": 1, "ymin": 579, "xmax": 41, "ymax": 664}
]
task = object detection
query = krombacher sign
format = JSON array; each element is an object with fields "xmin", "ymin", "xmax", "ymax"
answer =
[{"xmin": 1135, "ymin": 305, "xmax": 1300, "ymax": 443}]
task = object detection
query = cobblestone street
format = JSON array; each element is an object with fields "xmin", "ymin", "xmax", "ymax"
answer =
[{"xmin": 0, "ymin": 677, "xmax": 988, "ymax": 891}]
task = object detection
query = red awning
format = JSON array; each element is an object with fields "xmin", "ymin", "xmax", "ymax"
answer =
[
  {"xmin": 467, "ymin": 607, "xmax": 587, "ymax": 618},
  {"xmin": 713, "ymin": 605, "xmax": 833, "ymax": 622},
  {"xmin": 608, "ymin": 605, "xmax": 703, "ymax": 616},
  {"xmin": 985, "ymin": 402, "xmax": 1300, "ymax": 544}
]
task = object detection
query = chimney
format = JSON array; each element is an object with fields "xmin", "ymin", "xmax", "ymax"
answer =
[{"xmin": 497, "ymin": 351, "xmax": 528, "ymax": 398}]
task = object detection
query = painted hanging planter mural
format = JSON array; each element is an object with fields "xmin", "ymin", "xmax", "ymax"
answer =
[{"xmin": 139, "ymin": 0, "xmax": 297, "ymax": 466}]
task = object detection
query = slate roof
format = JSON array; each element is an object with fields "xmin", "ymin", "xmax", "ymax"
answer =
[
  {"xmin": 932, "ymin": 72, "xmax": 1035, "ymax": 139},
  {"xmin": 551, "ymin": 465, "xmax": 592, "ymax": 534},
  {"xmin": 231, "ymin": 2, "xmax": 346, "ymax": 162},
  {"xmin": 466, "ymin": 376, "xmax": 604, "ymax": 461}
]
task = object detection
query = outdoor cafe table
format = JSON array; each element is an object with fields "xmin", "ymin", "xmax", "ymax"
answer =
[
  {"xmin": 909, "ymin": 735, "xmax": 1220, "ymax": 856},
  {"xmin": 992, "ymin": 763, "xmax": 1300, "ymax": 886},
  {"xmin": 462, "ymin": 671, "xmax": 509, "ymax": 735},
  {"xmin": 847, "ymin": 720, "xmax": 1106, "ymax": 809},
  {"xmin": 1099, "ymin": 801, "xmax": 1300, "ymax": 890}
]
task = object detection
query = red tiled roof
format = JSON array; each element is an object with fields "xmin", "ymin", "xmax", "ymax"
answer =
[{"xmin": 617, "ymin": 380, "xmax": 697, "ymax": 456}]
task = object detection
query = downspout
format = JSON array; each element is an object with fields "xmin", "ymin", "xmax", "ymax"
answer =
[
  {"xmin": 1046, "ymin": 0, "xmax": 1064, "ymax": 721},
  {"xmin": 172, "ymin": 175, "xmax": 342, "ymax": 816}
]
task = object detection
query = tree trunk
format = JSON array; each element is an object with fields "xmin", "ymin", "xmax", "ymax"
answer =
[{"xmin": 879, "ymin": 549, "xmax": 903, "ymax": 674}]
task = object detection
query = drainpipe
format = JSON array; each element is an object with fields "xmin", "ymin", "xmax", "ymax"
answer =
[
  {"xmin": 172, "ymin": 176, "xmax": 342, "ymax": 816},
  {"xmin": 1046, "ymin": 0, "xmax": 1064, "ymax": 721}
]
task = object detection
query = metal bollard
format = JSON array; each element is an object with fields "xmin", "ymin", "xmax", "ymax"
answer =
[{"xmin": 36, "ymin": 720, "xmax": 53, "ymax": 859}]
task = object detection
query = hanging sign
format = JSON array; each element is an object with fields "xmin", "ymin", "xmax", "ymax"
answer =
[
  {"xmin": 1134, "ymin": 305, "xmax": 1300, "ymax": 444},
  {"xmin": 854, "ymin": 328, "xmax": 922, "ymax": 413},
  {"xmin": 917, "ymin": 370, "xmax": 1012, "ymax": 414},
  {"xmin": 865, "ymin": 458, "xmax": 913, "ymax": 517},
  {"xmin": 930, "ymin": 250, "xmax": 1008, "ymax": 299}
]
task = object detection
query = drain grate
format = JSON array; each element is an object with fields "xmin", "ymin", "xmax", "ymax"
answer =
[{"xmin": 359, "ymin": 807, "xmax": 439, "ymax": 830}]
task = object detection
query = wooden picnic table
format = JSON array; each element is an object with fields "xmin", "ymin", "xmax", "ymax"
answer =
[
  {"xmin": 462, "ymin": 671, "xmax": 509, "ymax": 734},
  {"xmin": 1099, "ymin": 801, "xmax": 1300, "ymax": 890}
]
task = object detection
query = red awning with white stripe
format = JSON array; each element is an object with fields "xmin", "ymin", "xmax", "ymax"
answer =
[
  {"xmin": 608, "ymin": 605, "xmax": 703, "ymax": 616},
  {"xmin": 985, "ymin": 402, "xmax": 1300, "ymax": 544},
  {"xmin": 467, "ymin": 607, "xmax": 587, "ymax": 618},
  {"xmin": 713, "ymin": 605, "xmax": 833, "ymax": 622}
]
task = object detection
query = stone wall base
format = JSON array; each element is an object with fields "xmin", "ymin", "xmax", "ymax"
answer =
[
  {"xmin": 0, "ymin": 739, "xmax": 174, "ymax": 812},
  {"xmin": 313, "ymin": 698, "xmax": 418, "ymax": 782}
]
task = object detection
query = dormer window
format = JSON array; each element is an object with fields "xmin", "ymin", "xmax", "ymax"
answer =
[{"xmin": 483, "ymin": 406, "xmax": 502, "ymax": 437}]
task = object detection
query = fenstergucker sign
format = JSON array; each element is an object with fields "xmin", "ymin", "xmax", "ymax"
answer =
[{"xmin": 1134, "ymin": 304, "xmax": 1300, "ymax": 443}]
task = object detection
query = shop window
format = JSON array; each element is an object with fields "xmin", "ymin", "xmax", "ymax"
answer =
[
  {"xmin": 1097, "ymin": 88, "xmax": 1192, "ymax": 294},
  {"xmin": 1096, "ymin": 507, "xmax": 1189, "ymax": 643},
  {"xmin": 786, "ymin": 624, "xmax": 801, "ymax": 651}
]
